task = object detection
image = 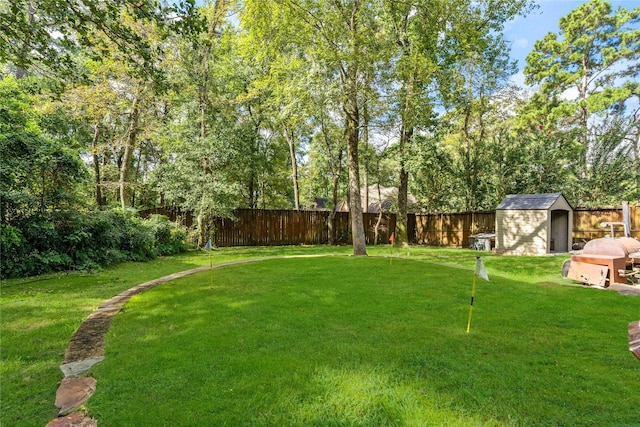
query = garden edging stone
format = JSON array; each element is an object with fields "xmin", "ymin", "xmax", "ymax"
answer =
[
  {"xmin": 45, "ymin": 255, "xmax": 637, "ymax": 426},
  {"xmin": 47, "ymin": 259, "xmax": 272, "ymax": 426}
]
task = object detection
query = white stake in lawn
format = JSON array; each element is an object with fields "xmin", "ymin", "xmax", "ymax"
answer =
[
  {"xmin": 466, "ymin": 256, "xmax": 489, "ymax": 333},
  {"xmin": 204, "ymin": 238, "xmax": 213, "ymax": 284}
]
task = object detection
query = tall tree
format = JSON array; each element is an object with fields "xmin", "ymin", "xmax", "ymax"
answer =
[
  {"xmin": 383, "ymin": 0, "xmax": 530, "ymax": 243},
  {"xmin": 382, "ymin": 0, "xmax": 439, "ymax": 245},
  {"xmin": 581, "ymin": 111, "xmax": 640, "ymax": 204},
  {"xmin": 119, "ymin": 82, "xmax": 146, "ymax": 208},
  {"xmin": 239, "ymin": 43, "xmax": 310, "ymax": 211},
  {"xmin": 60, "ymin": 60, "xmax": 122, "ymax": 208},
  {"xmin": 339, "ymin": 0, "xmax": 377, "ymax": 255},
  {"xmin": 0, "ymin": 0, "xmax": 200, "ymax": 82},
  {"xmin": 153, "ymin": 123, "xmax": 241, "ymax": 243},
  {"xmin": 524, "ymin": 0, "xmax": 640, "ymax": 174},
  {"xmin": 242, "ymin": 0, "xmax": 385, "ymax": 255},
  {"xmin": 442, "ymin": 37, "xmax": 517, "ymax": 211}
]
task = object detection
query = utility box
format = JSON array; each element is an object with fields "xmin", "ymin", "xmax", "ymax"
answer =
[{"xmin": 470, "ymin": 233, "xmax": 495, "ymax": 251}]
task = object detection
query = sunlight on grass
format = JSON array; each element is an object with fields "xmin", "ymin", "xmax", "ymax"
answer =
[
  {"xmin": 2, "ymin": 246, "xmax": 638, "ymax": 426},
  {"xmin": 294, "ymin": 366, "xmax": 503, "ymax": 426},
  {"xmin": 87, "ymin": 256, "xmax": 639, "ymax": 426}
]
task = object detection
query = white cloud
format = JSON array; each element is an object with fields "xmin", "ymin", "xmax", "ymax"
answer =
[
  {"xmin": 561, "ymin": 86, "xmax": 579, "ymax": 101},
  {"xmin": 509, "ymin": 70, "xmax": 527, "ymax": 88},
  {"xmin": 513, "ymin": 38, "xmax": 529, "ymax": 49}
]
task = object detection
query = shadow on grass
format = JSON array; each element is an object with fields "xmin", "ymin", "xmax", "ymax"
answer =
[
  {"xmin": 0, "ymin": 252, "xmax": 208, "ymax": 426},
  {"xmin": 88, "ymin": 256, "xmax": 639, "ymax": 426}
]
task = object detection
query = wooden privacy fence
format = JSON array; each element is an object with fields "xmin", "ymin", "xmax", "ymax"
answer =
[
  {"xmin": 139, "ymin": 204, "xmax": 640, "ymax": 247},
  {"xmin": 573, "ymin": 206, "xmax": 640, "ymax": 241},
  {"xmin": 213, "ymin": 210, "xmax": 397, "ymax": 247},
  {"xmin": 413, "ymin": 211, "xmax": 496, "ymax": 247}
]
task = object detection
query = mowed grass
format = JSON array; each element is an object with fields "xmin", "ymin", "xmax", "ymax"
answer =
[
  {"xmin": 0, "ymin": 246, "xmax": 350, "ymax": 426},
  {"xmin": 87, "ymin": 256, "xmax": 640, "ymax": 426}
]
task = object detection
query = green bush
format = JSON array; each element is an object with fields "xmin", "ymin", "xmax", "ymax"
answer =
[
  {"xmin": 0, "ymin": 209, "xmax": 188, "ymax": 279},
  {"xmin": 0, "ymin": 224, "xmax": 26, "ymax": 277},
  {"xmin": 147, "ymin": 214, "xmax": 188, "ymax": 255}
]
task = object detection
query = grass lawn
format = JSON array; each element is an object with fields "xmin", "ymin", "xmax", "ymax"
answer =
[
  {"xmin": 1, "ymin": 246, "xmax": 349, "ymax": 426},
  {"xmin": 2, "ymin": 246, "xmax": 639, "ymax": 426}
]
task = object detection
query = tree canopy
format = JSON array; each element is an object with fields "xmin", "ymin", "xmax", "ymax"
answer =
[{"xmin": 1, "ymin": 0, "xmax": 638, "ymax": 261}]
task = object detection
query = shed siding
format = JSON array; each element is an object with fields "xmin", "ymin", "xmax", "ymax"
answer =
[
  {"xmin": 549, "ymin": 198, "xmax": 572, "ymax": 212},
  {"xmin": 496, "ymin": 209, "xmax": 548, "ymax": 255}
]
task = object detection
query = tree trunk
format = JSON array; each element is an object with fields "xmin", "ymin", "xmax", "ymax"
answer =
[
  {"xmin": 396, "ymin": 164, "xmax": 409, "ymax": 245},
  {"xmin": 248, "ymin": 170, "xmax": 257, "ymax": 209},
  {"xmin": 284, "ymin": 127, "xmax": 300, "ymax": 210},
  {"xmin": 328, "ymin": 174, "xmax": 339, "ymax": 244},
  {"xmin": 395, "ymin": 45, "xmax": 415, "ymax": 246},
  {"xmin": 344, "ymin": 67, "xmax": 367, "ymax": 256},
  {"xmin": 576, "ymin": 56, "xmax": 590, "ymax": 205},
  {"xmin": 197, "ymin": 209, "xmax": 206, "ymax": 247},
  {"xmin": 119, "ymin": 86, "xmax": 143, "ymax": 209},
  {"xmin": 91, "ymin": 124, "xmax": 103, "ymax": 208},
  {"xmin": 463, "ymin": 61, "xmax": 475, "ymax": 212},
  {"xmin": 340, "ymin": 0, "xmax": 367, "ymax": 256},
  {"xmin": 634, "ymin": 126, "xmax": 640, "ymax": 192},
  {"xmin": 579, "ymin": 56, "xmax": 590, "ymax": 164},
  {"xmin": 363, "ymin": 167, "xmax": 368, "ymax": 213},
  {"xmin": 362, "ymin": 96, "xmax": 370, "ymax": 214},
  {"xmin": 131, "ymin": 145, "xmax": 144, "ymax": 208},
  {"xmin": 396, "ymin": 121, "xmax": 412, "ymax": 246},
  {"xmin": 101, "ymin": 154, "xmax": 109, "ymax": 206}
]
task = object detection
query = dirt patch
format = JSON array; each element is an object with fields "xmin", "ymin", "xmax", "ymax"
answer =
[
  {"xmin": 609, "ymin": 284, "xmax": 640, "ymax": 296},
  {"xmin": 65, "ymin": 312, "xmax": 115, "ymax": 363}
]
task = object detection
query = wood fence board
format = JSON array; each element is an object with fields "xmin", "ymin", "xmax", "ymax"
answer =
[{"xmin": 139, "ymin": 205, "xmax": 639, "ymax": 247}]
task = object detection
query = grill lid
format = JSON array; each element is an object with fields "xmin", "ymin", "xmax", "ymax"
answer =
[{"xmin": 583, "ymin": 237, "xmax": 640, "ymax": 259}]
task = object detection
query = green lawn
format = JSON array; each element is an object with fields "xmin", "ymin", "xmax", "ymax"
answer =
[
  {"xmin": 91, "ymin": 254, "xmax": 638, "ymax": 426},
  {"xmin": 2, "ymin": 247, "xmax": 639, "ymax": 426},
  {"xmin": 1, "ymin": 246, "xmax": 348, "ymax": 426}
]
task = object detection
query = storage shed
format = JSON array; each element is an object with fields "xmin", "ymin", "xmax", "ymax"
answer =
[{"xmin": 495, "ymin": 193, "xmax": 573, "ymax": 255}]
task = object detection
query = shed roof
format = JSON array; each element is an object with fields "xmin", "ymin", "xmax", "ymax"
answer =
[{"xmin": 496, "ymin": 193, "xmax": 571, "ymax": 210}]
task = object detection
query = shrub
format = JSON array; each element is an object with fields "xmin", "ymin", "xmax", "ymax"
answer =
[
  {"xmin": 148, "ymin": 215, "xmax": 188, "ymax": 255},
  {"xmin": 0, "ymin": 209, "xmax": 188, "ymax": 279},
  {"xmin": 0, "ymin": 224, "xmax": 26, "ymax": 277}
]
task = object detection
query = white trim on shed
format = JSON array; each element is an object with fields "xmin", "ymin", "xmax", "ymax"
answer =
[{"xmin": 495, "ymin": 193, "xmax": 573, "ymax": 255}]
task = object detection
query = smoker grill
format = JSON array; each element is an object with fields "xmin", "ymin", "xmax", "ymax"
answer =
[{"xmin": 563, "ymin": 236, "xmax": 640, "ymax": 287}]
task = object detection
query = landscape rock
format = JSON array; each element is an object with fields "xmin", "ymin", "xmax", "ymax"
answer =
[
  {"xmin": 45, "ymin": 412, "xmax": 97, "ymax": 427},
  {"xmin": 60, "ymin": 356, "xmax": 105, "ymax": 378},
  {"xmin": 630, "ymin": 321, "xmax": 640, "ymax": 361},
  {"xmin": 55, "ymin": 377, "xmax": 97, "ymax": 416},
  {"xmin": 48, "ymin": 264, "xmax": 226, "ymax": 425}
]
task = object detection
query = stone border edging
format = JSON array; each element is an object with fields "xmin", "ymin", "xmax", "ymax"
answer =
[
  {"xmin": 630, "ymin": 321, "xmax": 640, "ymax": 361},
  {"xmin": 46, "ymin": 259, "xmax": 270, "ymax": 426},
  {"xmin": 46, "ymin": 254, "xmax": 638, "ymax": 426}
]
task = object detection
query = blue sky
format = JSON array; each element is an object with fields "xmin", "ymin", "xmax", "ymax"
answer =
[{"xmin": 503, "ymin": 0, "xmax": 639, "ymax": 86}]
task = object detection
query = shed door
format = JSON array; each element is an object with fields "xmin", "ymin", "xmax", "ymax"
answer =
[{"xmin": 550, "ymin": 210, "xmax": 569, "ymax": 253}]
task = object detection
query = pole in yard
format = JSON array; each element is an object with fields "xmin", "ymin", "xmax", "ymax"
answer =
[
  {"xmin": 205, "ymin": 238, "xmax": 213, "ymax": 285},
  {"xmin": 389, "ymin": 232, "xmax": 395, "ymax": 266},
  {"xmin": 466, "ymin": 273, "xmax": 477, "ymax": 333},
  {"xmin": 467, "ymin": 256, "xmax": 489, "ymax": 333},
  {"xmin": 204, "ymin": 238, "xmax": 212, "ymax": 266}
]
